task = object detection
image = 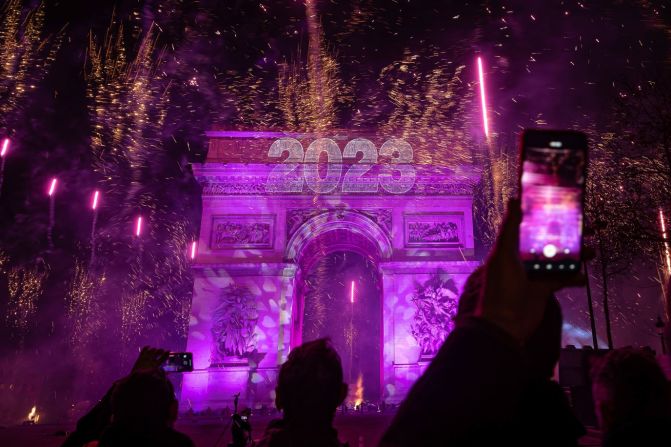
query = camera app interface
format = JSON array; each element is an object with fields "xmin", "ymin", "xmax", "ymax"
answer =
[{"xmin": 520, "ymin": 145, "xmax": 585, "ymax": 272}]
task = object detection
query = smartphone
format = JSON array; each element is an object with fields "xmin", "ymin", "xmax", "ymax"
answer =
[
  {"xmin": 519, "ymin": 129, "xmax": 587, "ymax": 275},
  {"xmin": 163, "ymin": 352, "xmax": 194, "ymax": 373}
]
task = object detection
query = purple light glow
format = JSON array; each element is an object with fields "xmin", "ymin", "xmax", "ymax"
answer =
[
  {"xmin": 477, "ymin": 57, "xmax": 490, "ymax": 139},
  {"xmin": 48, "ymin": 178, "xmax": 57, "ymax": 196},
  {"xmin": 190, "ymin": 241, "xmax": 197, "ymax": 259},
  {"xmin": 91, "ymin": 190, "xmax": 100, "ymax": 210},
  {"xmin": 135, "ymin": 216, "xmax": 143, "ymax": 237},
  {"xmin": 350, "ymin": 280, "xmax": 355, "ymax": 303},
  {"xmin": 0, "ymin": 138, "xmax": 9, "ymax": 157}
]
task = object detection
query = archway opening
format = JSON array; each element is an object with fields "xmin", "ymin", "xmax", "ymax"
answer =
[{"xmin": 301, "ymin": 251, "xmax": 382, "ymax": 404}]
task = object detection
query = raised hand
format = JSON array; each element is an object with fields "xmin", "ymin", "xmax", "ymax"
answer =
[
  {"xmin": 477, "ymin": 199, "xmax": 587, "ymax": 343},
  {"xmin": 131, "ymin": 346, "xmax": 170, "ymax": 373}
]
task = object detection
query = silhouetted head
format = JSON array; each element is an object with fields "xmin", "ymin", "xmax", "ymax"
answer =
[
  {"xmin": 524, "ymin": 295, "xmax": 562, "ymax": 379},
  {"xmin": 111, "ymin": 369, "xmax": 178, "ymax": 432},
  {"xmin": 275, "ymin": 338, "xmax": 347, "ymax": 425},
  {"xmin": 456, "ymin": 266, "xmax": 485, "ymax": 324},
  {"xmin": 592, "ymin": 348, "xmax": 671, "ymax": 433}
]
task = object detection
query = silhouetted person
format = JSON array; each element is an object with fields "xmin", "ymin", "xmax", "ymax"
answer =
[
  {"xmin": 62, "ymin": 347, "xmax": 193, "ymax": 447},
  {"xmin": 517, "ymin": 296, "xmax": 585, "ymax": 446},
  {"xmin": 98, "ymin": 369, "xmax": 193, "ymax": 447},
  {"xmin": 230, "ymin": 393, "xmax": 252, "ymax": 447},
  {"xmin": 380, "ymin": 199, "xmax": 587, "ymax": 446},
  {"xmin": 592, "ymin": 348, "xmax": 671, "ymax": 447},
  {"xmin": 257, "ymin": 338, "xmax": 348, "ymax": 447},
  {"xmin": 455, "ymin": 267, "xmax": 584, "ymax": 445}
]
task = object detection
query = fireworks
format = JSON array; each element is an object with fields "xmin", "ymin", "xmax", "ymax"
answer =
[
  {"xmin": 135, "ymin": 216, "xmax": 143, "ymax": 237},
  {"xmin": 0, "ymin": 0, "xmax": 62, "ymax": 124},
  {"xmin": 0, "ymin": 138, "xmax": 9, "ymax": 194},
  {"xmin": 0, "ymin": 138, "xmax": 9, "ymax": 157},
  {"xmin": 6, "ymin": 262, "xmax": 49, "ymax": 340},
  {"xmin": 66, "ymin": 260, "xmax": 103, "ymax": 348},
  {"xmin": 1, "ymin": 0, "xmax": 670, "ymax": 402},
  {"xmin": 47, "ymin": 178, "xmax": 57, "ymax": 196},
  {"xmin": 477, "ymin": 57, "xmax": 490, "ymax": 140},
  {"xmin": 91, "ymin": 190, "xmax": 99, "ymax": 210},
  {"xmin": 660, "ymin": 209, "xmax": 671, "ymax": 277},
  {"xmin": 47, "ymin": 178, "xmax": 57, "ymax": 250}
]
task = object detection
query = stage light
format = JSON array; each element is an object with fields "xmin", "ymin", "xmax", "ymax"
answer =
[
  {"xmin": 91, "ymin": 190, "xmax": 100, "ymax": 210},
  {"xmin": 48, "ymin": 178, "xmax": 57, "ymax": 196},
  {"xmin": 190, "ymin": 241, "xmax": 197, "ymax": 259},
  {"xmin": 135, "ymin": 216, "xmax": 143, "ymax": 237},
  {"xmin": 477, "ymin": 57, "xmax": 490, "ymax": 139},
  {"xmin": 350, "ymin": 281, "xmax": 355, "ymax": 303}
]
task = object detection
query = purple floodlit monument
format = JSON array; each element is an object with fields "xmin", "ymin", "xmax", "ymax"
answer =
[{"xmin": 180, "ymin": 131, "xmax": 480, "ymax": 411}]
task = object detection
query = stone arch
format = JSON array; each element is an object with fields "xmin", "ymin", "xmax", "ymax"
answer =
[
  {"xmin": 286, "ymin": 210, "xmax": 392, "ymax": 348},
  {"xmin": 285, "ymin": 210, "xmax": 392, "ymax": 272}
]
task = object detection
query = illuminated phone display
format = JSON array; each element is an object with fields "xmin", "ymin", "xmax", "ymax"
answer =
[
  {"xmin": 519, "ymin": 132, "xmax": 587, "ymax": 274},
  {"xmin": 164, "ymin": 352, "xmax": 194, "ymax": 373}
]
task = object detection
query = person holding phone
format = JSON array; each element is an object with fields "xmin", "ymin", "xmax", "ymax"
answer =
[
  {"xmin": 380, "ymin": 130, "xmax": 589, "ymax": 446},
  {"xmin": 61, "ymin": 347, "xmax": 194, "ymax": 447}
]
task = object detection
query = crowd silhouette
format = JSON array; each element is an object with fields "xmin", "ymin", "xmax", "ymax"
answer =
[{"xmin": 61, "ymin": 200, "xmax": 671, "ymax": 447}]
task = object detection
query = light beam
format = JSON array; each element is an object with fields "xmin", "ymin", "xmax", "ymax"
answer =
[
  {"xmin": 190, "ymin": 241, "xmax": 197, "ymax": 260},
  {"xmin": 135, "ymin": 216, "xmax": 143, "ymax": 237},
  {"xmin": 350, "ymin": 280, "xmax": 355, "ymax": 303}
]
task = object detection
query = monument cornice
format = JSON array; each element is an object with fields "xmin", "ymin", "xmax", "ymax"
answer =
[{"xmin": 192, "ymin": 163, "xmax": 480, "ymax": 196}]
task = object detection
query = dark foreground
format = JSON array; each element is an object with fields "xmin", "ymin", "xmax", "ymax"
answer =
[{"xmin": 1, "ymin": 413, "xmax": 601, "ymax": 447}]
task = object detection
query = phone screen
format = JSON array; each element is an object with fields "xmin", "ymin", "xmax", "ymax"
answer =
[
  {"xmin": 163, "ymin": 352, "xmax": 194, "ymax": 373},
  {"xmin": 520, "ymin": 132, "xmax": 586, "ymax": 273}
]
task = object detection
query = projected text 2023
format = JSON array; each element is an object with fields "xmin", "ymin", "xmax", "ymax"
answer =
[{"xmin": 265, "ymin": 137, "xmax": 416, "ymax": 194}]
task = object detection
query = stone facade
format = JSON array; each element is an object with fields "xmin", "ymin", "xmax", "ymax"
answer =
[{"xmin": 181, "ymin": 131, "xmax": 480, "ymax": 410}]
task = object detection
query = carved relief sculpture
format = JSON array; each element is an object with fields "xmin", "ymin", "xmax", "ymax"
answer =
[
  {"xmin": 410, "ymin": 272, "xmax": 460, "ymax": 358},
  {"xmin": 211, "ymin": 284, "xmax": 259, "ymax": 364},
  {"xmin": 211, "ymin": 215, "xmax": 274, "ymax": 249},
  {"xmin": 404, "ymin": 213, "xmax": 464, "ymax": 247}
]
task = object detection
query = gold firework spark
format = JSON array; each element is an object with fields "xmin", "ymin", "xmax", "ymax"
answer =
[
  {"xmin": 6, "ymin": 261, "xmax": 49, "ymax": 339},
  {"xmin": 66, "ymin": 260, "xmax": 106, "ymax": 349},
  {"xmin": 0, "ymin": 0, "xmax": 62, "ymax": 134}
]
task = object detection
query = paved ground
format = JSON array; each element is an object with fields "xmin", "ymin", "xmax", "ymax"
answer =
[{"xmin": 0, "ymin": 414, "xmax": 602, "ymax": 447}]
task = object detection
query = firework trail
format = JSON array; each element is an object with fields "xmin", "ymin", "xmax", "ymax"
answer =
[
  {"xmin": 0, "ymin": 1, "xmax": 61, "ymax": 338},
  {"xmin": 85, "ymin": 17, "xmax": 194, "ymax": 349},
  {"xmin": 89, "ymin": 190, "xmax": 99, "ymax": 267},
  {"xmin": 47, "ymin": 178, "xmax": 57, "ymax": 251}
]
